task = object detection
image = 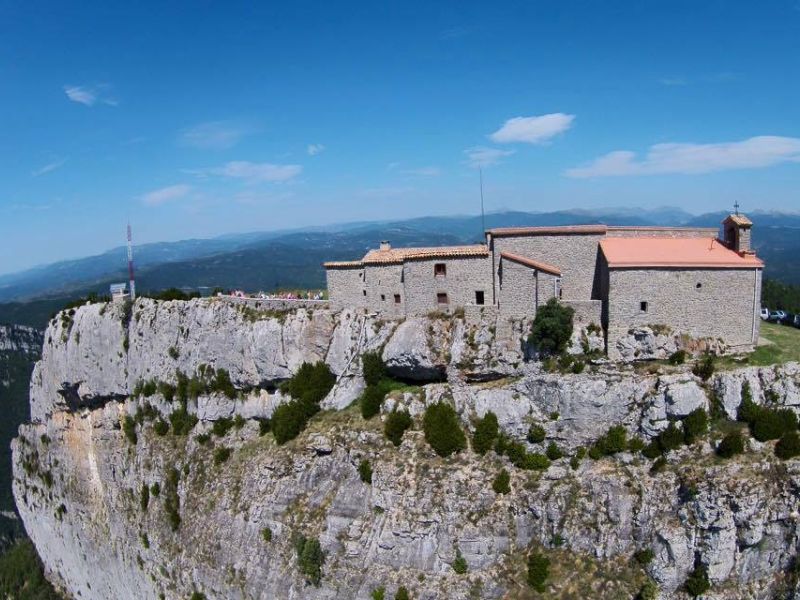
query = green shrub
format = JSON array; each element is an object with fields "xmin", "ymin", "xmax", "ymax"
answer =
[
  {"xmin": 452, "ymin": 549, "xmax": 468, "ymax": 574},
  {"xmin": 141, "ymin": 380, "xmax": 157, "ymax": 397},
  {"xmin": 545, "ymin": 442, "xmax": 563, "ymax": 461},
  {"xmin": 169, "ymin": 404, "xmax": 198, "ymax": 436},
  {"xmin": 150, "ymin": 482, "xmax": 160, "ymax": 497},
  {"xmin": 384, "ymin": 410, "xmax": 413, "ymax": 447},
  {"xmin": 737, "ymin": 396, "xmax": 760, "ymax": 424},
  {"xmin": 752, "ymin": 408, "xmax": 797, "ymax": 442},
  {"xmin": 233, "ymin": 414, "xmax": 246, "ymax": 429},
  {"xmin": 526, "ymin": 551, "xmax": 550, "ymax": 592},
  {"xmin": 634, "ymin": 548, "xmax": 654, "ymax": 565},
  {"xmin": 521, "ymin": 453, "xmax": 551, "ymax": 470},
  {"xmin": 358, "ymin": 459, "xmax": 373, "ymax": 484},
  {"xmin": 650, "ymin": 456, "xmax": 668, "ymax": 473},
  {"xmin": 627, "ymin": 437, "xmax": 645, "ymax": 453},
  {"xmin": 272, "ymin": 398, "xmax": 320, "ymax": 445},
  {"xmin": 360, "ymin": 384, "xmax": 387, "ymax": 419},
  {"xmin": 261, "ymin": 527, "xmax": 273, "ymax": 542},
  {"xmin": 684, "ymin": 564, "xmax": 710, "ymax": 597},
  {"xmin": 295, "ymin": 535, "xmax": 325, "ymax": 586},
  {"xmin": 195, "ymin": 432, "xmax": 210, "ymax": 445},
  {"xmin": 592, "ymin": 425, "xmax": 627, "ymax": 456},
  {"xmin": 526, "ymin": 424, "xmax": 546, "ymax": 444},
  {"xmin": 164, "ymin": 467, "xmax": 181, "ymax": 531},
  {"xmin": 190, "ymin": 592, "xmax": 206, "ymax": 600},
  {"xmin": 423, "ymin": 403, "xmax": 466, "ymax": 457},
  {"xmin": 528, "ymin": 298, "xmax": 574, "ymax": 356},
  {"xmin": 210, "ymin": 368, "xmax": 237, "ymax": 399},
  {"xmin": 668, "ymin": 350, "xmax": 687, "ymax": 365},
  {"xmin": 258, "ymin": 418, "xmax": 271, "ymax": 436},
  {"xmin": 168, "ymin": 346, "xmax": 179, "ymax": 360},
  {"xmin": 371, "ymin": 587, "xmax": 386, "ymax": 600},
  {"xmin": 212, "ymin": 417, "xmax": 234, "ymax": 437},
  {"xmin": 472, "ymin": 411, "xmax": 499, "ymax": 454},
  {"xmin": 775, "ymin": 431, "xmax": 800, "ymax": 460},
  {"xmin": 656, "ymin": 422, "xmax": 684, "ymax": 454},
  {"xmin": 636, "ymin": 579, "xmax": 659, "ymax": 600},
  {"xmin": 140, "ymin": 483, "xmax": 149, "ymax": 512},
  {"xmin": 134, "ymin": 402, "xmax": 159, "ymax": 424},
  {"xmin": 692, "ymin": 353, "xmax": 715, "ymax": 381},
  {"xmin": 153, "ymin": 418, "xmax": 169, "ymax": 436},
  {"xmin": 492, "ymin": 469, "xmax": 511, "ymax": 494},
  {"xmin": 283, "ymin": 362, "xmax": 336, "ymax": 405},
  {"xmin": 569, "ymin": 456, "xmax": 580, "ymax": 470},
  {"xmin": 716, "ymin": 430, "xmax": 745, "ymax": 458},
  {"xmin": 213, "ymin": 446, "xmax": 231, "ymax": 465},
  {"xmin": 361, "ymin": 352, "xmax": 386, "ymax": 387},
  {"xmin": 683, "ymin": 408, "xmax": 708, "ymax": 444},
  {"xmin": 394, "ymin": 587, "xmax": 410, "ymax": 600},
  {"xmin": 122, "ymin": 416, "xmax": 137, "ymax": 445}
]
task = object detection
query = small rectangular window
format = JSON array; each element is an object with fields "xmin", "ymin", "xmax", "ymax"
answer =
[
  {"xmin": 434, "ymin": 263, "xmax": 447, "ymax": 276},
  {"xmin": 475, "ymin": 290, "xmax": 485, "ymax": 305},
  {"xmin": 380, "ymin": 294, "xmax": 386, "ymax": 301},
  {"xmin": 362, "ymin": 290, "xmax": 366, "ymax": 296},
  {"xmin": 394, "ymin": 294, "xmax": 401, "ymax": 304},
  {"xmin": 640, "ymin": 301, "xmax": 648, "ymax": 312},
  {"xmin": 437, "ymin": 292, "xmax": 449, "ymax": 305}
]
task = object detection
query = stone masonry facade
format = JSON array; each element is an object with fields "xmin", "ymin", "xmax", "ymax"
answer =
[{"xmin": 325, "ymin": 214, "xmax": 764, "ymax": 358}]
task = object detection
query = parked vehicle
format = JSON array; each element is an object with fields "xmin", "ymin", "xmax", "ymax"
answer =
[
  {"xmin": 760, "ymin": 307, "xmax": 770, "ymax": 320},
  {"xmin": 768, "ymin": 310, "xmax": 785, "ymax": 322},
  {"xmin": 793, "ymin": 314, "xmax": 800, "ymax": 329}
]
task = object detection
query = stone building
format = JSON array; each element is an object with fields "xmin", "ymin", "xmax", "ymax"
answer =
[{"xmin": 324, "ymin": 213, "xmax": 764, "ymax": 357}]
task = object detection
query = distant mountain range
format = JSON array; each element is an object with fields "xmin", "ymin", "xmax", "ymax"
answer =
[{"xmin": 1, "ymin": 207, "xmax": 798, "ymax": 328}]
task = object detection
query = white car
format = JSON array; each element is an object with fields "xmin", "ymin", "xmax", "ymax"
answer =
[{"xmin": 760, "ymin": 307, "xmax": 769, "ymax": 320}]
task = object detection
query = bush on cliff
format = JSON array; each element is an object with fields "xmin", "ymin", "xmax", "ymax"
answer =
[
  {"xmin": 271, "ymin": 399, "xmax": 319, "ymax": 445},
  {"xmin": 492, "ymin": 469, "xmax": 511, "ymax": 494},
  {"xmin": 716, "ymin": 430, "xmax": 745, "ymax": 458},
  {"xmin": 169, "ymin": 403, "xmax": 198, "ymax": 436},
  {"xmin": 294, "ymin": 535, "xmax": 325, "ymax": 586},
  {"xmin": 361, "ymin": 351, "xmax": 386, "ymax": 387},
  {"xmin": 684, "ymin": 564, "xmax": 710, "ymax": 597},
  {"xmin": 384, "ymin": 409, "xmax": 413, "ymax": 447},
  {"xmin": 360, "ymin": 382, "xmax": 390, "ymax": 419},
  {"xmin": 282, "ymin": 362, "xmax": 336, "ymax": 405},
  {"xmin": 738, "ymin": 395, "xmax": 797, "ymax": 442},
  {"xmin": 682, "ymin": 408, "xmax": 708, "ymax": 444},
  {"xmin": 423, "ymin": 402, "xmax": 466, "ymax": 457},
  {"xmin": 775, "ymin": 431, "xmax": 800, "ymax": 460},
  {"xmin": 526, "ymin": 551, "xmax": 550, "ymax": 592},
  {"xmin": 528, "ymin": 298, "xmax": 574, "ymax": 356},
  {"xmin": 588, "ymin": 425, "xmax": 627, "ymax": 458},
  {"xmin": 692, "ymin": 353, "xmax": 716, "ymax": 381},
  {"xmin": 122, "ymin": 415, "xmax": 137, "ymax": 445},
  {"xmin": 526, "ymin": 424, "xmax": 546, "ymax": 444},
  {"xmin": 472, "ymin": 411, "xmax": 499, "ymax": 455}
]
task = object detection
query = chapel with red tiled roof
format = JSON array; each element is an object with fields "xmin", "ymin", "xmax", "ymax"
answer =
[{"xmin": 324, "ymin": 212, "xmax": 764, "ymax": 359}]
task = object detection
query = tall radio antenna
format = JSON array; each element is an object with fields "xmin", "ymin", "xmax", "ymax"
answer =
[
  {"xmin": 479, "ymin": 167, "xmax": 486, "ymax": 241},
  {"xmin": 127, "ymin": 222, "xmax": 136, "ymax": 301}
]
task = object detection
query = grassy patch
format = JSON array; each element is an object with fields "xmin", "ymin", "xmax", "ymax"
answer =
[{"xmin": 721, "ymin": 322, "xmax": 800, "ymax": 368}]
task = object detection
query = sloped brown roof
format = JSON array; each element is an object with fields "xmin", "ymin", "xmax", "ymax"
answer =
[
  {"xmin": 600, "ymin": 237, "xmax": 764, "ymax": 269},
  {"xmin": 723, "ymin": 214, "xmax": 753, "ymax": 226},
  {"xmin": 361, "ymin": 245, "xmax": 489, "ymax": 264},
  {"xmin": 500, "ymin": 252, "xmax": 562, "ymax": 276},
  {"xmin": 487, "ymin": 224, "xmax": 608, "ymax": 237}
]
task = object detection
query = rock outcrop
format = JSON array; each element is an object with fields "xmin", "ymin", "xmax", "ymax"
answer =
[{"xmin": 12, "ymin": 298, "xmax": 800, "ymax": 599}]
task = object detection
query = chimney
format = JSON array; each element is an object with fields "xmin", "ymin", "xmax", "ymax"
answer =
[{"xmin": 380, "ymin": 241, "xmax": 391, "ymax": 251}]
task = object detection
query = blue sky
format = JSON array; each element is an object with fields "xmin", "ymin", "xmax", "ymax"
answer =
[{"xmin": 2, "ymin": 0, "xmax": 800, "ymax": 275}]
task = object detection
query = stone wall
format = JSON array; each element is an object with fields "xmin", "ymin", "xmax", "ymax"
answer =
[
  {"xmin": 606, "ymin": 226, "xmax": 718, "ymax": 239},
  {"xmin": 222, "ymin": 297, "xmax": 330, "ymax": 311},
  {"xmin": 565, "ymin": 300, "xmax": 603, "ymax": 329},
  {"xmin": 490, "ymin": 233, "xmax": 605, "ymax": 302},
  {"xmin": 606, "ymin": 267, "xmax": 762, "ymax": 360},
  {"xmin": 403, "ymin": 256, "xmax": 493, "ymax": 316},
  {"xmin": 497, "ymin": 256, "xmax": 559, "ymax": 318},
  {"xmin": 326, "ymin": 267, "xmax": 365, "ymax": 310},
  {"xmin": 364, "ymin": 263, "xmax": 405, "ymax": 317}
]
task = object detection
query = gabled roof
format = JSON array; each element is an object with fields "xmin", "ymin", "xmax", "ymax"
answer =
[
  {"xmin": 599, "ymin": 237, "xmax": 764, "ymax": 269},
  {"xmin": 500, "ymin": 252, "xmax": 562, "ymax": 276},
  {"xmin": 487, "ymin": 224, "xmax": 608, "ymax": 237},
  {"xmin": 361, "ymin": 245, "xmax": 488, "ymax": 265},
  {"xmin": 723, "ymin": 213, "xmax": 753, "ymax": 227}
]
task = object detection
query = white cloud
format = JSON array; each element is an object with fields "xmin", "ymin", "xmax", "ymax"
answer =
[
  {"xmin": 179, "ymin": 121, "xmax": 254, "ymax": 150},
  {"xmin": 193, "ymin": 161, "xmax": 303, "ymax": 183},
  {"xmin": 141, "ymin": 184, "xmax": 192, "ymax": 206},
  {"xmin": 565, "ymin": 136, "xmax": 800, "ymax": 178},
  {"xmin": 489, "ymin": 113, "xmax": 575, "ymax": 144},
  {"xmin": 31, "ymin": 158, "xmax": 66, "ymax": 177},
  {"xmin": 402, "ymin": 166, "xmax": 441, "ymax": 176},
  {"xmin": 464, "ymin": 146, "xmax": 514, "ymax": 169},
  {"xmin": 63, "ymin": 84, "xmax": 117, "ymax": 107},
  {"xmin": 307, "ymin": 143, "xmax": 325, "ymax": 156}
]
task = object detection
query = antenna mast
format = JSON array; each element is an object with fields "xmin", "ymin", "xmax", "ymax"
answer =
[
  {"xmin": 127, "ymin": 222, "xmax": 136, "ymax": 301},
  {"xmin": 479, "ymin": 168, "xmax": 486, "ymax": 241}
]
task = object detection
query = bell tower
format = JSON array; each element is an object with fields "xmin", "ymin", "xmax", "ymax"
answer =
[{"xmin": 722, "ymin": 204, "xmax": 753, "ymax": 254}]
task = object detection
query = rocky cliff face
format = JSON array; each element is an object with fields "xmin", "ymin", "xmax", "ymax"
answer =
[{"xmin": 12, "ymin": 298, "xmax": 800, "ymax": 599}]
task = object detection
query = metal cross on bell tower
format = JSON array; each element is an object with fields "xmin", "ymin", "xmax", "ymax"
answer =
[{"xmin": 733, "ymin": 200, "xmax": 740, "ymax": 216}]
